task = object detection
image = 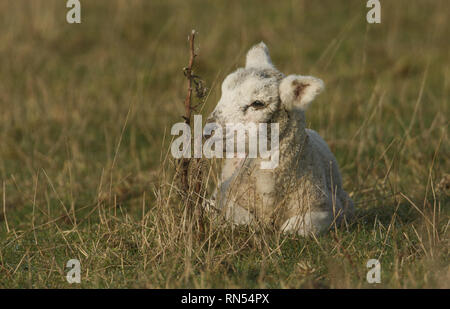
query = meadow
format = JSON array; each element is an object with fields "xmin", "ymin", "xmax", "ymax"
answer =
[{"xmin": 0, "ymin": 0, "xmax": 448, "ymax": 288}]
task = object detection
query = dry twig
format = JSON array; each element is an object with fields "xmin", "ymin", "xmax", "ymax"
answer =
[{"xmin": 178, "ymin": 30, "xmax": 206, "ymax": 237}]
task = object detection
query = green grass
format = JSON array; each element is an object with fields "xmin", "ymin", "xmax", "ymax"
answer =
[{"xmin": 0, "ymin": 0, "xmax": 449, "ymax": 288}]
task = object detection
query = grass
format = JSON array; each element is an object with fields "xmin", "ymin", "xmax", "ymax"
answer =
[{"xmin": 0, "ymin": 0, "xmax": 449, "ymax": 288}]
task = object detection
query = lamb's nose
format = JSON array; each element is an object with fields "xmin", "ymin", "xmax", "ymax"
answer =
[
  {"xmin": 204, "ymin": 115, "xmax": 218, "ymax": 140},
  {"xmin": 206, "ymin": 114, "xmax": 215, "ymax": 124},
  {"xmin": 204, "ymin": 133, "xmax": 212, "ymax": 140}
]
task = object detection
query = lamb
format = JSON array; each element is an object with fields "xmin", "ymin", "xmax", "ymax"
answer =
[{"xmin": 205, "ymin": 42, "xmax": 354, "ymax": 236}]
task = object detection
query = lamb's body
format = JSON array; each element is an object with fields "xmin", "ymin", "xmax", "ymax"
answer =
[
  {"xmin": 208, "ymin": 42, "xmax": 354, "ymax": 236},
  {"xmin": 215, "ymin": 109, "xmax": 353, "ymax": 235}
]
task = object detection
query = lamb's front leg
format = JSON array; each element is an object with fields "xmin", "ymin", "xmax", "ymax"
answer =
[
  {"xmin": 204, "ymin": 187, "xmax": 255, "ymax": 226},
  {"xmin": 225, "ymin": 201, "xmax": 255, "ymax": 226},
  {"xmin": 281, "ymin": 210, "xmax": 333, "ymax": 236},
  {"xmin": 214, "ymin": 158, "xmax": 257, "ymax": 226}
]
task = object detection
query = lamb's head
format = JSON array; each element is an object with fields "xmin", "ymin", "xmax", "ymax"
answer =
[{"xmin": 207, "ymin": 42, "xmax": 325, "ymax": 127}]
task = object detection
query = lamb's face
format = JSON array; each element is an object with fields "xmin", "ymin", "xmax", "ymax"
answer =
[
  {"xmin": 209, "ymin": 68, "xmax": 282, "ymax": 126},
  {"xmin": 207, "ymin": 42, "xmax": 325, "ymax": 127}
]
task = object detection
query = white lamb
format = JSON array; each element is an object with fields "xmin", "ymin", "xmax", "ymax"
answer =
[{"xmin": 206, "ymin": 42, "xmax": 354, "ymax": 236}]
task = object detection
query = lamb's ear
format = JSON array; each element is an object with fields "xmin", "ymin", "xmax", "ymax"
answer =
[
  {"xmin": 245, "ymin": 42, "xmax": 274, "ymax": 70},
  {"xmin": 279, "ymin": 75, "xmax": 324, "ymax": 111}
]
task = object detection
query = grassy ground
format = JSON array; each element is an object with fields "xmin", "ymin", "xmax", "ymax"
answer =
[{"xmin": 0, "ymin": 0, "xmax": 448, "ymax": 288}]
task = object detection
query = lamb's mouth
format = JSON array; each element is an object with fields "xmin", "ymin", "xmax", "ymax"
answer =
[
  {"xmin": 203, "ymin": 132, "xmax": 254, "ymax": 157},
  {"xmin": 202, "ymin": 127, "xmax": 222, "ymax": 141},
  {"xmin": 202, "ymin": 126, "xmax": 226, "ymax": 155}
]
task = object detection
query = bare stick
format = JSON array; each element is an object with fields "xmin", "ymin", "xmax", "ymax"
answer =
[
  {"xmin": 179, "ymin": 30, "xmax": 205, "ymax": 237},
  {"xmin": 3, "ymin": 181, "xmax": 10, "ymax": 233},
  {"xmin": 183, "ymin": 30, "xmax": 197, "ymax": 126},
  {"xmin": 180, "ymin": 30, "xmax": 197, "ymax": 195}
]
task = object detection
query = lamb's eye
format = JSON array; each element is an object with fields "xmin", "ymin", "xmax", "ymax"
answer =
[{"xmin": 250, "ymin": 100, "xmax": 265, "ymax": 109}]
